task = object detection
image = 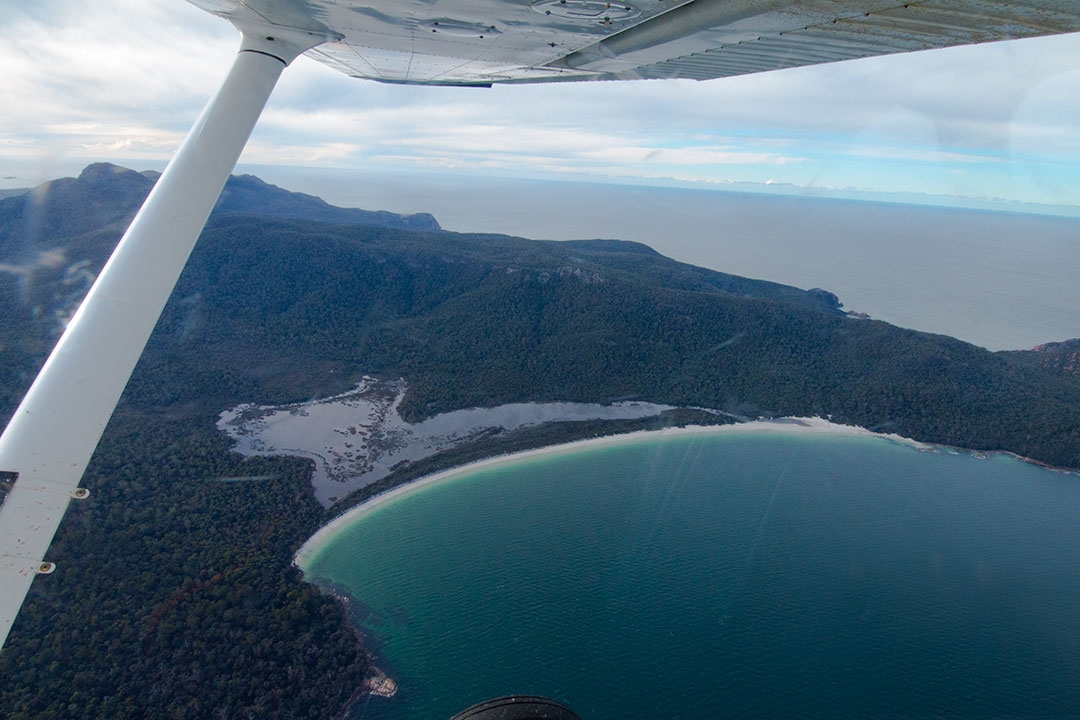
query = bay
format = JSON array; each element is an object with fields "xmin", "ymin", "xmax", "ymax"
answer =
[{"xmin": 299, "ymin": 431, "xmax": 1080, "ymax": 719}]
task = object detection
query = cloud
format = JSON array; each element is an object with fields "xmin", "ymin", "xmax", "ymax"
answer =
[
  {"xmin": 0, "ymin": 1, "xmax": 234, "ymax": 144},
  {"xmin": 2, "ymin": 2, "xmax": 1079, "ymax": 205}
]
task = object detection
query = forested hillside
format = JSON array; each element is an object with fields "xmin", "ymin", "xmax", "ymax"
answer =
[
  {"xmin": 1, "ymin": 165, "xmax": 1078, "ymax": 719},
  {"xmin": 117, "ymin": 212, "xmax": 1080, "ymax": 467}
]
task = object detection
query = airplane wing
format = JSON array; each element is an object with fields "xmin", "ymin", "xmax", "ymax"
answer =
[{"xmin": 187, "ymin": 0, "xmax": 1080, "ymax": 86}]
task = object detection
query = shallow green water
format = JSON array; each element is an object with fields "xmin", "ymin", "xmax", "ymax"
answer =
[{"xmin": 300, "ymin": 432, "xmax": 1080, "ymax": 719}]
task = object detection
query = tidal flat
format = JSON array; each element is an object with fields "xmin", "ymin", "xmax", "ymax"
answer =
[{"xmin": 218, "ymin": 377, "xmax": 676, "ymax": 505}]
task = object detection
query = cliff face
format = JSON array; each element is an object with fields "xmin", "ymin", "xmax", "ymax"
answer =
[{"xmin": 1032, "ymin": 339, "xmax": 1080, "ymax": 376}]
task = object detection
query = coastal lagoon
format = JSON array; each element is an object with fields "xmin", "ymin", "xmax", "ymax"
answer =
[
  {"xmin": 298, "ymin": 427, "xmax": 1080, "ymax": 719},
  {"xmin": 219, "ymin": 378, "xmax": 676, "ymax": 505}
]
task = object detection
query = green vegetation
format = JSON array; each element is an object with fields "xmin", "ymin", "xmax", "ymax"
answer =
[
  {"xmin": 0, "ymin": 413, "xmax": 368, "ymax": 719},
  {"xmin": 1, "ymin": 166, "xmax": 1078, "ymax": 719},
  {"xmin": 121, "ymin": 213, "xmax": 1079, "ymax": 468}
]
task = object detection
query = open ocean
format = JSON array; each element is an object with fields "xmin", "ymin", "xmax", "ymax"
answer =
[{"xmin": 300, "ymin": 432, "xmax": 1080, "ymax": 720}]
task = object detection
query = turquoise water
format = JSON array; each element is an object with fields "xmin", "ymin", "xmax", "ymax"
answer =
[{"xmin": 300, "ymin": 432, "xmax": 1080, "ymax": 719}]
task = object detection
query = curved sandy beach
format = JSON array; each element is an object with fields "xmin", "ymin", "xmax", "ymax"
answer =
[{"xmin": 293, "ymin": 416, "xmax": 926, "ymax": 567}]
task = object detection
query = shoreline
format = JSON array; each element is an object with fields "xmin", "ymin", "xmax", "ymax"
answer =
[
  {"xmin": 219, "ymin": 378, "xmax": 677, "ymax": 506},
  {"xmin": 294, "ymin": 415, "xmax": 1079, "ymax": 705},
  {"xmin": 293, "ymin": 416, "xmax": 926, "ymax": 568}
]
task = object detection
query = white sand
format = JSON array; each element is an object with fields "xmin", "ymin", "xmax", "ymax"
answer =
[
  {"xmin": 219, "ymin": 377, "xmax": 678, "ymax": 506},
  {"xmin": 293, "ymin": 416, "xmax": 926, "ymax": 568}
]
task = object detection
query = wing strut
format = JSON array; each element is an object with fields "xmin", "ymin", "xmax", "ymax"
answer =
[{"xmin": 0, "ymin": 29, "xmax": 326, "ymax": 650}]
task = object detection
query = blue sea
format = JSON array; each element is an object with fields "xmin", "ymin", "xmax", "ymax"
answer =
[{"xmin": 299, "ymin": 431, "xmax": 1080, "ymax": 720}]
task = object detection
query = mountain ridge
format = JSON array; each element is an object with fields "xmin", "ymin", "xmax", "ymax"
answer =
[{"xmin": 0, "ymin": 163, "xmax": 440, "ymax": 262}]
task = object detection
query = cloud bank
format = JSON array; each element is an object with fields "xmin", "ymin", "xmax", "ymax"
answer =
[{"xmin": 2, "ymin": 1, "xmax": 1079, "ymax": 206}]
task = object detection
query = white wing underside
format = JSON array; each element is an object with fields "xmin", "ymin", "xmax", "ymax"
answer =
[{"xmin": 188, "ymin": 0, "xmax": 1080, "ymax": 86}]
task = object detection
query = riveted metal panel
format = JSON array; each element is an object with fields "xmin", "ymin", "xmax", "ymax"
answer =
[{"xmin": 186, "ymin": 1, "xmax": 1080, "ymax": 85}]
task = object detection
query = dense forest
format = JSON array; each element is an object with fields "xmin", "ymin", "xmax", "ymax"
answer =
[
  {"xmin": 124, "ymin": 213, "xmax": 1079, "ymax": 466},
  {"xmin": 0, "ymin": 413, "xmax": 369, "ymax": 719},
  {"xmin": 1, "ymin": 164, "xmax": 1078, "ymax": 719}
]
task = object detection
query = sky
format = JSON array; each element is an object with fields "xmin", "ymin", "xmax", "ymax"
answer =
[{"xmin": 2, "ymin": 0, "xmax": 1080, "ymax": 210}]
